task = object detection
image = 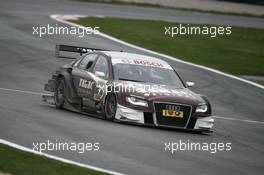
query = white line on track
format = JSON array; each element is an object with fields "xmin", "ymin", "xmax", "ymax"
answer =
[
  {"xmin": 0, "ymin": 139, "xmax": 124, "ymax": 175},
  {"xmin": 50, "ymin": 14, "xmax": 264, "ymax": 90},
  {"xmin": 214, "ymin": 116, "xmax": 264, "ymax": 125},
  {"xmin": 0, "ymin": 87, "xmax": 49, "ymax": 96}
]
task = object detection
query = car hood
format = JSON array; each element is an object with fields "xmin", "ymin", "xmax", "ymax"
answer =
[{"xmin": 113, "ymin": 80, "xmax": 204, "ymax": 105}]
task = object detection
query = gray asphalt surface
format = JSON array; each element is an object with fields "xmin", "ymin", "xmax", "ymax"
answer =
[{"xmin": 0, "ymin": 0, "xmax": 264, "ymax": 175}]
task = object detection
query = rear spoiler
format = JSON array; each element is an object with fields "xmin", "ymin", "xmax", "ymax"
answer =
[{"xmin": 55, "ymin": 44, "xmax": 110, "ymax": 58}]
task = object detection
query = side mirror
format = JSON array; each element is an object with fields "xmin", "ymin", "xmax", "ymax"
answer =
[
  {"xmin": 66, "ymin": 67, "xmax": 72, "ymax": 73},
  {"xmin": 186, "ymin": 81, "xmax": 195, "ymax": 87},
  {"xmin": 95, "ymin": 71, "xmax": 106, "ymax": 79},
  {"xmin": 86, "ymin": 61, "xmax": 93, "ymax": 70}
]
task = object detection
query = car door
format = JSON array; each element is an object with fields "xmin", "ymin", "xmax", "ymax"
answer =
[
  {"xmin": 72, "ymin": 53, "xmax": 98, "ymax": 99},
  {"xmin": 90, "ymin": 54, "xmax": 110, "ymax": 102}
]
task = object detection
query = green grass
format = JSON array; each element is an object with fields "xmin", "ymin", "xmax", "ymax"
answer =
[
  {"xmin": 72, "ymin": 0, "xmax": 264, "ymax": 18},
  {"xmin": 0, "ymin": 144, "xmax": 110, "ymax": 175},
  {"xmin": 73, "ymin": 17, "xmax": 264, "ymax": 76}
]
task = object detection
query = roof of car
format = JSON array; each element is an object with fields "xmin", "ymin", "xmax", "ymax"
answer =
[{"xmin": 101, "ymin": 51, "xmax": 172, "ymax": 69}]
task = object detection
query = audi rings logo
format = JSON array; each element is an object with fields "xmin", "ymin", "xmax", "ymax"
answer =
[{"xmin": 165, "ymin": 105, "xmax": 180, "ymax": 111}]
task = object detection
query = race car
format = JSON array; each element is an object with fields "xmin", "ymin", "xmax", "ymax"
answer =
[{"xmin": 42, "ymin": 44, "xmax": 214, "ymax": 132}]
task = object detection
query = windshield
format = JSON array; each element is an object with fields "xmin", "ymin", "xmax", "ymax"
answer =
[{"xmin": 113, "ymin": 63, "xmax": 184, "ymax": 88}]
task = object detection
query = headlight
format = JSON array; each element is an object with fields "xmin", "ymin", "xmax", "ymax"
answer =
[
  {"xmin": 195, "ymin": 103, "xmax": 208, "ymax": 113},
  {"xmin": 126, "ymin": 96, "xmax": 148, "ymax": 107}
]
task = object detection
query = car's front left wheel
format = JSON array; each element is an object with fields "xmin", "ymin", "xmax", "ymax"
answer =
[
  {"xmin": 105, "ymin": 93, "xmax": 117, "ymax": 121},
  {"xmin": 54, "ymin": 77, "xmax": 65, "ymax": 109}
]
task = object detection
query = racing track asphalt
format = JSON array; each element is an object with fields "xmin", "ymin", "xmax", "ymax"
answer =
[{"xmin": 0, "ymin": 0, "xmax": 264, "ymax": 175}]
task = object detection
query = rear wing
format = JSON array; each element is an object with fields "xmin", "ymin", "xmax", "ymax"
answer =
[{"xmin": 55, "ymin": 44, "xmax": 109, "ymax": 59}]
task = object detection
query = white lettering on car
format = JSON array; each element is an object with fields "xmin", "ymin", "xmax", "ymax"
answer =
[{"xmin": 79, "ymin": 78, "xmax": 94, "ymax": 89}]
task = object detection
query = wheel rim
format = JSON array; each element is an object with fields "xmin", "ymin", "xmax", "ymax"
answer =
[
  {"xmin": 57, "ymin": 83, "xmax": 64, "ymax": 100},
  {"xmin": 55, "ymin": 81, "xmax": 64, "ymax": 104},
  {"xmin": 106, "ymin": 95, "xmax": 116, "ymax": 118}
]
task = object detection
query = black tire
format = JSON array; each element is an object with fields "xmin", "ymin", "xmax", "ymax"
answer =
[
  {"xmin": 104, "ymin": 93, "xmax": 117, "ymax": 121},
  {"xmin": 54, "ymin": 77, "xmax": 65, "ymax": 109}
]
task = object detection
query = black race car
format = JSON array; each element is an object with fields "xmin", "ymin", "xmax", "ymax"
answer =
[{"xmin": 42, "ymin": 44, "xmax": 214, "ymax": 131}]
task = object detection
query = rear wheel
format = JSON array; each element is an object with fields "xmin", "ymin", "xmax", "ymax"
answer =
[
  {"xmin": 54, "ymin": 77, "xmax": 65, "ymax": 109},
  {"xmin": 105, "ymin": 93, "xmax": 117, "ymax": 121}
]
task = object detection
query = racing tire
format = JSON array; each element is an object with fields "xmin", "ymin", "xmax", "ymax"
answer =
[
  {"xmin": 105, "ymin": 93, "xmax": 117, "ymax": 121},
  {"xmin": 54, "ymin": 77, "xmax": 66, "ymax": 109}
]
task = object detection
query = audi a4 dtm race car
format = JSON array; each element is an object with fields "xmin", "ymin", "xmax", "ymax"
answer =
[{"xmin": 42, "ymin": 45, "xmax": 214, "ymax": 132}]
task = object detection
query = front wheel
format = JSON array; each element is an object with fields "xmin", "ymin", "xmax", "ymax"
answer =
[
  {"xmin": 54, "ymin": 77, "xmax": 65, "ymax": 109},
  {"xmin": 104, "ymin": 93, "xmax": 117, "ymax": 121}
]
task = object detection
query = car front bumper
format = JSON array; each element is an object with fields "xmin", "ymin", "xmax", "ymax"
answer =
[{"xmin": 115, "ymin": 104, "xmax": 214, "ymax": 131}]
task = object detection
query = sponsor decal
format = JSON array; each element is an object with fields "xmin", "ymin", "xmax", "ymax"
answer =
[
  {"xmin": 79, "ymin": 78, "xmax": 94, "ymax": 89},
  {"xmin": 112, "ymin": 58, "xmax": 172, "ymax": 69},
  {"xmin": 162, "ymin": 110, "xmax": 183, "ymax": 118},
  {"xmin": 133, "ymin": 59, "xmax": 164, "ymax": 68}
]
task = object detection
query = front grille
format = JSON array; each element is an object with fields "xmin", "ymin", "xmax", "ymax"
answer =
[{"xmin": 154, "ymin": 102, "xmax": 192, "ymax": 128}]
